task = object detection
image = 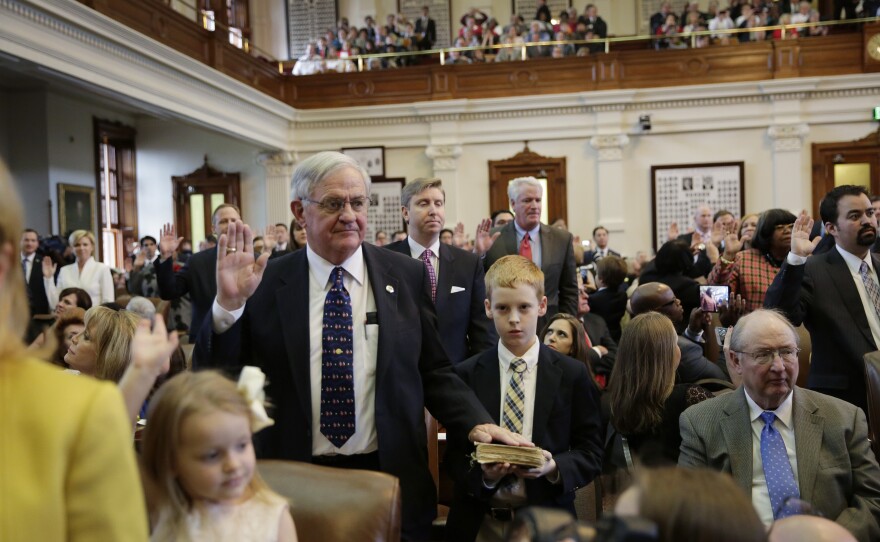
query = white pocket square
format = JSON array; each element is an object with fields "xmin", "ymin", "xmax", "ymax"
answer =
[{"xmin": 450, "ymin": 286, "xmax": 466, "ymax": 294}]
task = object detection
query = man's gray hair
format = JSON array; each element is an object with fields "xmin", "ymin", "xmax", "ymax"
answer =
[
  {"xmin": 401, "ymin": 177, "xmax": 444, "ymax": 208},
  {"xmin": 126, "ymin": 296, "xmax": 156, "ymax": 320},
  {"xmin": 289, "ymin": 151, "xmax": 371, "ymax": 202},
  {"xmin": 728, "ymin": 308, "xmax": 799, "ymax": 353},
  {"xmin": 507, "ymin": 177, "xmax": 543, "ymax": 201}
]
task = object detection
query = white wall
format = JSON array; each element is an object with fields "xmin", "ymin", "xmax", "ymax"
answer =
[
  {"xmin": 7, "ymin": 90, "xmax": 50, "ymax": 234},
  {"xmin": 136, "ymin": 119, "xmax": 268, "ymax": 242}
]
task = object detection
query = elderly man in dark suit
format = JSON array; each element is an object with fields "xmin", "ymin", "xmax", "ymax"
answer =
[
  {"xmin": 155, "ymin": 203, "xmax": 240, "ymax": 339},
  {"xmin": 194, "ymin": 152, "xmax": 525, "ymax": 540},
  {"xmin": 384, "ymin": 177, "xmax": 495, "ymax": 364},
  {"xmin": 477, "ymin": 177, "xmax": 578, "ymax": 328},
  {"xmin": 680, "ymin": 309, "xmax": 880, "ymax": 541},
  {"xmin": 765, "ymin": 185, "xmax": 880, "ymax": 413}
]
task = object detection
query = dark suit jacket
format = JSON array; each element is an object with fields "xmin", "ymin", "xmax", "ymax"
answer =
[
  {"xmin": 582, "ymin": 248, "xmax": 621, "ymax": 265},
  {"xmin": 155, "ymin": 247, "xmax": 217, "ymax": 338},
  {"xmin": 414, "ymin": 17, "xmax": 436, "ymax": 48},
  {"xmin": 677, "ymin": 334, "xmax": 727, "ymax": 383},
  {"xmin": 581, "ymin": 312, "xmax": 617, "ymax": 377},
  {"xmin": 483, "ymin": 223, "xmax": 578, "ymax": 320},
  {"xmin": 588, "ymin": 288, "xmax": 627, "ymax": 342},
  {"xmin": 25, "ymin": 254, "xmax": 50, "ymax": 316},
  {"xmin": 444, "ymin": 344, "xmax": 604, "ymax": 542},
  {"xmin": 193, "ymin": 244, "xmax": 491, "ymax": 540},
  {"xmin": 764, "ymin": 248, "xmax": 879, "ymax": 411},
  {"xmin": 385, "ymin": 240, "xmax": 496, "ymax": 363},
  {"xmin": 680, "ymin": 387, "xmax": 880, "ymax": 542}
]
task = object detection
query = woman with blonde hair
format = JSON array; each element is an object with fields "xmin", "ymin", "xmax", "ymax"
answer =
[
  {"xmin": 608, "ymin": 312, "xmax": 710, "ymax": 466},
  {"xmin": 43, "ymin": 229, "xmax": 114, "ymax": 306},
  {"xmin": 65, "ymin": 305, "xmax": 140, "ymax": 382},
  {"xmin": 0, "ymin": 175, "xmax": 148, "ymax": 540}
]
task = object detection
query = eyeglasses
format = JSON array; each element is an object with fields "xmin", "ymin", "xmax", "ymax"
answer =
[
  {"xmin": 733, "ymin": 347, "xmax": 800, "ymax": 365},
  {"xmin": 302, "ymin": 196, "xmax": 370, "ymax": 214}
]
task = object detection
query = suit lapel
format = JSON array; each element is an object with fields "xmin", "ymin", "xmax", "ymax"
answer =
[
  {"xmin": 721, "ymin": 388, "xmax": 754, "ymax": 495},
  {"xmin": 501, "ymin": 223, "xmax": 518, "ymax": 256},
  {"xmin": 275, "ymin": 249, "xmax": 314, "ymax": 424},
  {"xmin": 363, "ymin": 245, "xmax": 399, "ymax": 388},
  {"xmin": 531, "ymin": 345, "xmax": 562, "ymax": 446},
  {"xmin": 435, "ymin": 244, "xmax": 453, "ymax": 313},
  {"xmin": 792, "ymin": 388, "xmax": 823, "ymax": 503},
  {"xmin": 539, "ymin": 224, "xmax": 552, "ymax": 267},
  {"xmin": 825, "ymin": 249, "xmax": 875, "ymax": 347},
  {"xmin": 472, "ymin": 349, "xmax": 502, "ymax": 424}
]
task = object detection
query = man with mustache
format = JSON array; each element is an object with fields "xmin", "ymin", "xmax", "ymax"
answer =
[{"xmin": 765, "ymin": 185, "xmax": 880, "ymax": 412}]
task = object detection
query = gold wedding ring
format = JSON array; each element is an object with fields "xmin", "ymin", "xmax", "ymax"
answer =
[{"xmin": 226, "ymin": 247, "xmax": 237, "ymax": 253}]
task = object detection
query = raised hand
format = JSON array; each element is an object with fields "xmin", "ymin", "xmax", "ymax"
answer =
[
  {"xmin": 133, "ymin": 250, "xmax": 146, "ymax": 270},
  {"xmin": 262, "ymin": 225, "xmax": 278, "ymax": 253},
  {"xmin": 473, "ymin": 218, "xmax": 501, "ymax": 257},
  {"xmin": 42, "ymin": 256, "xmax": 57, "ymax": 279},
  {"xmin": 719, "ymin": 293, "xmax": 746, "ymax": 328},
  {"xmin": 453, "ymin": 222, "xmax": 467, "ymax": 248},
  {"xmin": 689, "ymin": 231, "xmax": 704, "ymax": 255},
  {"xmin": 710, "ymin": 220, "xmax": 724, "ymax": 246},
  {"xmin": 216, "ymin": 220, "xmax": 270, "ymax": 311},
  {"xmin": 159, "ymin": 223, "xmax": 183, "ymax": 259},
  {"xmin": 790, "ymin": 210, "xmax": 820, "ymax": 258},
  {"xmin": 722, "ymin": 231, "xmax": 743, "ymax": 260},
  {"xmin": 130, "ymin": 315, "xmax": 179, "ymax": 378},
  {"xmin": 667, "ymin": 222, "xmax": 680, "ymax": 241}
]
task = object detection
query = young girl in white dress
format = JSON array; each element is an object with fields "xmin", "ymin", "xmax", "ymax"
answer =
[{"xmin": 142, "ymin": 369, "xmax": 297, "ymax": 542}]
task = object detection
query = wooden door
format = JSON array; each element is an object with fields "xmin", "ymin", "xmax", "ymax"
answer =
[
  {"xmin": 172, "ymin": 157, "xmax": 241, "ymax": 246},
  {"xmin": 488, "ymin": 144, "xmax": 568, "ymax": 224},
  {"xmin": 811, "ymin": 129, "xmax": 880, "ymax": 217}
]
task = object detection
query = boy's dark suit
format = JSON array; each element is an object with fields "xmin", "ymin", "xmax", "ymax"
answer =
[
  {"xmin": 385, "ymin": 240, "xmax": 496, "ymax": 363},
  {"xmin": 444, "ymin": 344, "xmax": 604, "ymax": 541}
]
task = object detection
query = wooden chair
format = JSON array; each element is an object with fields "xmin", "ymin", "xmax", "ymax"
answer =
[{"xmin": 258, "ymin": 460, "xmax": 401, "ymax": 542}]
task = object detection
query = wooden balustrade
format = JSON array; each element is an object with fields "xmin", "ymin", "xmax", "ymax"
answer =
[{"xmin": 75, "ymin": 0, "xmax": 880, "ymax": 109}]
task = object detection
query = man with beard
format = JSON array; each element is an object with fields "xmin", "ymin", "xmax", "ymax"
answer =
[{"xmin": 765, "ymin": 185, "xmax": 880, "ymax": 412}]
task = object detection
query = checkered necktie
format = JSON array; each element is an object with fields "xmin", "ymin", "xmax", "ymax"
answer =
[
  {"xmin": 421, "ymin": 249, "xmax": 437, "ymax": 303},
  {"xmin": 501, "ymin": 358, "xmax": 527, "ymax": 434},
  {"xmin": 760, "ymin": 411, "xmax": 800, "ymax": 519},
  {"xmin": 320, "ymin": 266, "xmax": 355, "ymax": 448},
  {"xmin": 519, "ymin": 233, "xmax": 532, "ymax": 262},
  {"xmin": 859, "ymin": 261, "xmax": 880, "ymax": 320}
]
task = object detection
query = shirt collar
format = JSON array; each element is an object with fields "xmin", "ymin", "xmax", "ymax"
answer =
[
  {"xmin": 306, "ymin": 245, "xmax": 365, "ymax": 287},
  {"xmin": 513, "ymin": 221, "xmax": 541, "ymax": 239},
  {"xmin": 745, "ymin": 388, "xmax": 794, "ymax": 429},
  {"xmin": 407, "ymin": 236, "xmax": 441, "ymax": 259},
  {"xmin": 835, "ymin": 244, "xmax": 874, "ymax": 275},
  {"xmin": 20, "ymin": 252, "xmax": 34, "ymax": 262},
  {"xmin": 498, "ymin": 338, "xmax": 540, "ymax": 374}
]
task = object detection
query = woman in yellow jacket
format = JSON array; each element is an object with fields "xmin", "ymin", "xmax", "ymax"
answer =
[{"xmin": 0, "ymin": 174, "xmax": 148, "ymax": 541}]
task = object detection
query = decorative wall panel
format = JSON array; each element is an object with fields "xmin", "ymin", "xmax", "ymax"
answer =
[{"xmin": 287, "ymin": 0, "xmax": 337, "ymax": 59}]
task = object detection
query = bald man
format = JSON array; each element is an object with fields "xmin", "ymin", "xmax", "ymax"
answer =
[
  {"xmin": 769, "ymin": 516, "xmax": 857, "ymax": 542},
  {"xmin": 630, "ymin": 282, "xmax": 728, "ymax": 383}
]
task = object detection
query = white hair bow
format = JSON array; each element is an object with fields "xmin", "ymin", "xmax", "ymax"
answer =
[{"xmin": 237, "ymin": 366, "xmax": 275, "ymax": 433}]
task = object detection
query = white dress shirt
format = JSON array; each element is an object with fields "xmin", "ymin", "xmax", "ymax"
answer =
[
  {"xmin": 513, "ymin": 223, "xmax": 542, "ymax": 269},
  {"xmin": 212, "ymin": 246, "xmax": 379, "ymax": 456},
  {"xmin": 744, "ymin": 389, "xmax": 798, "ymax": 525},
  {"xmin": 21, "ymin": 252, "xmax": 34, "ymax": 283},
  {"xmin": 407, "ymin": 237, "xmax": 440, "ymax": 278},
  {"xmin": 44, "ymin": 257, "xmax": 114, "ymax": 307}
]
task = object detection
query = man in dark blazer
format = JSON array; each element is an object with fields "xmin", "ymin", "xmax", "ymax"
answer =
[
  {"xmin": 194, "ymin": 152, "xmax": 524, "ymax": 540},
  {"xmin": 765, "ymin": 185, "xmax": 880, "ymax": 413},
  {"xmin": 478, "ymin": 177, "xmax": 578, "ymax": 327},
  {"xmin": 21, "ymin": 229, "xmax": 49, "ymax": 317},
  {"xmin": 156, "ymin": 203, "xmax": 240, "ymax": 339},
  {"xmin": 384, "ymin": 177, "xmax": 495, "ymax": 364},
  {"xmin": 680, "ymin": 310, "xmax": 880, "ymax": 541},
  {"xmin": 650, "ymin": 1, "xmax": 673, "ymax": 34},
  {"xmin": 414, "ymin": 5, "xmax": 436, "ymax": 49},
  {"xmin": 581, "ymin": 225, "xmax": 621, "ymax": 265}
]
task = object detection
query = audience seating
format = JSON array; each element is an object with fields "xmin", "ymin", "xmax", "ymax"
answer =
[
  {"xmin": 258, "ymin": 459, "xmax": 401, "ymax": 542},
  {"xmin": 863, "ymin": 351, "xmax": 880, "ymax": 459}
]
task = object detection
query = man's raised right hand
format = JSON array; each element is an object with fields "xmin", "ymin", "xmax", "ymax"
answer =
[{"xmin": 216, "ymin": 220, "xmax": 270, "ymax": 311}]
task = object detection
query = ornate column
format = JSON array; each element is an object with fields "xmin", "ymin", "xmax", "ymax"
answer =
[
  {"xmin": 589, "ymin": 134, "xmax": 631, "ymax": 254},
  {"xmin": 257, "ymin": 151, "xmax": 297, "ymax": 226},
  {"xmin": 767, "ymin": 123, "xmax": 810, "ymax": 211},
  {"xmin": 425, "ymin": 144, "xmax": 463, "ymax": 218}
]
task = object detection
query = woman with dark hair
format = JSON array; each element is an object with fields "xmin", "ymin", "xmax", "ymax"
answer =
[
  {"xmin": 49, "ymin": 307, "xmax": 85, "ymax": 368},
  {"xmin": 639, "ymin": 239, "xmax": 701, "ymax": 330},
  {"xmin": 540, "ymin": 312, "xmax": 591, "ymax": 373},
  {"xmin": 288, "ymin": 218, "xmax": 307, "ymax": 251},
  {"xmin": 708, "ymin": 208, "xmax": 796, "ymax": 312},
  {"xmin": 29, "ymin": 286, "xmax": 92, "ymax": 349}
]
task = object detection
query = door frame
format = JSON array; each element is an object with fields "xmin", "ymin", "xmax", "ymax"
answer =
[
  {"xmin": 811, "ymin": 128, "xmax": 880, "ymax": 218},
  {"xmin": 172, "ymin": 157, "xmax": 241, "ymax": 243}
]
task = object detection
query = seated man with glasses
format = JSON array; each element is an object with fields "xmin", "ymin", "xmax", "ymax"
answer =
[{"xmin": 680, "ymin": 309, "xmax": 880, "ymax": 542}]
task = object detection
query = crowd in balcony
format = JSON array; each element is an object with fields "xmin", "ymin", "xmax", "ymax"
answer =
[{"xmin": 292, "ymin": 1, "xmax": 880, "ymax": 74}]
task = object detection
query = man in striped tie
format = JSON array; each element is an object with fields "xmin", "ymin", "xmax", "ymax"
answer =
[
  {"xmin": 444, "ymin": 255, "xmax": 604, "ymax": 542},
  {"xmin": 680, "ymin": 309, "xmax": 880, "ymax": 542}
]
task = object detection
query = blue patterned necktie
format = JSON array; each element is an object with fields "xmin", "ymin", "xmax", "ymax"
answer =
[
  {"xmin": 501, "ymin": 358, "xmax": 527, "ymax": 434},
  {"xmin": 760, "ymin": 411, "xmax": 800, "ymax": 519},
  {"xmin": 859, "ymin": 261, "xmax": 880, "ymax": 320},
  {"xmin": 320, "ymin": 266, "xmax": 355, "ymax": 448}
]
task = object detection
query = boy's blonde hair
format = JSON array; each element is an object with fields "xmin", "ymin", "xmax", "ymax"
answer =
[
  {"xmin": 142, "ymin": 371, "xmax": 276, "ymax": 541},
  {"xmin": 485, "ymin": 255, "xmax": 545, "ymax": 300}
]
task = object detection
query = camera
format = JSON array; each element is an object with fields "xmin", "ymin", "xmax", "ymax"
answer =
[{"xmin": 505, "ymin": 507, "xmax": 657, "ymax": 542}]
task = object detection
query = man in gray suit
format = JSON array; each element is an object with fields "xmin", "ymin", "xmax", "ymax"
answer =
[
  {"xmin": 477, "ymin": 177, "xmax": 578, "ymax": 327},
  {"xmin": 680, "ymin": 309, "xmax": 880, "ymax": 542}
]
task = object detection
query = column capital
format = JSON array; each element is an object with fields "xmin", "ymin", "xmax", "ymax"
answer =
[
  {"xmin": 257, "ymin": 151, "xmax": 297, "ymax": 175},
  {"xmin": 767, "ymin": 123, "xmax": 809, "ymax": 152},
  {"xmin": 589, "ymin": 134, "xmax": 630, "ymax": 161},
  {"xmin": 425, "ymin": 145, "xmax": 462, "ymax": 171}
]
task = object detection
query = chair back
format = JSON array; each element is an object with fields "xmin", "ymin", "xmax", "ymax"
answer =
[
  {"xmin": 863, "ymin": 351, "xmax": 880, "ymax": 459},
  {"xmin": 795, "ymin": 325, "xmax": 811, "ymax": 387},
  {"xmin": 258, "ymin": 459, "xmax": 401, "ymax": 542}
]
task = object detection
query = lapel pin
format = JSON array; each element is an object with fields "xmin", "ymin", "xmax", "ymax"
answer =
[{"xmin": 386, "ymin": 285, "xmax": 395, "ymax": 293}]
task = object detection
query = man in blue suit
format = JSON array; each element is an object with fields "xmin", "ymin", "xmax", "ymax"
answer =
[
  {"xmin": 194, "ymin": 152, "xmax": 525, "ymax": 540},
  {"xmin": 384, "ymin": 177, "xmax": 495, "ymax": 364}
]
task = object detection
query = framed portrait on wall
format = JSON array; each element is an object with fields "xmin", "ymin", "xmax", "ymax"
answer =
[
  {"xmin": 57, "ymin": 183, "xmax": 96, "ymax": 238},
  {"xmin": 342, "ymin": 146, "xmax": 385, "ymax": 178},
  {"xmin": 650, "ymin": 162, "xmax": 745, "ymax": 251},
  {"xmin": 366, "ymin": 178, "xmax": 405, "ymax": 243}
]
